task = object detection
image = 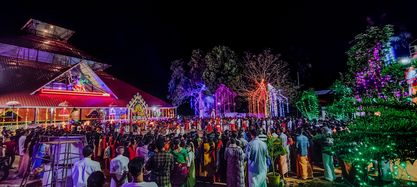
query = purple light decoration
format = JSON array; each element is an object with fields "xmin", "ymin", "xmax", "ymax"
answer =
[
  {"xmin": 354, "ymin": 43, "xmax": 391, "ymax": 99},
  {"xmin": 214, "ymin": 84, "xmax": 237, "ymax": 117}
]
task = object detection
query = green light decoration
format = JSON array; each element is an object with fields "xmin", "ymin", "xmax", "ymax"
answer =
[
  {"xmin": 327, "ymin": 80, "xmax": 355, "ymax": 121},
  {"xmin": 296, "ymin": 89, "xmax": 319, "ymax": 121},
  {"xmin": 328, "ymin": 25, "xmax": 417, "ymax": 186}
]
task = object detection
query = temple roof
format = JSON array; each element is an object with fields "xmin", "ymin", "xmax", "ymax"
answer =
[
  {"xmin": 0, "ymin": 57, "xmax": 173, "ymax": 108},
  {"xmin": 0, "ymin": 19, "xmax": 173, "ymax": 109}
]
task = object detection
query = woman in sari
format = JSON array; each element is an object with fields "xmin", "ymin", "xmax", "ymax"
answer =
[
  {"xmin": 186, "ymin": 142, "xmax": 196, "ymax": 187},
  {"xmin": 171, "ymin": 139, "xmax": 189, "ymax": 187},
  {"xmin": 199, "ymin": 137, "xmax": 215, "ymax": 183},
  {"xmin": 17, "ymin": 133, "xmax": 33, "ymax": 178}
]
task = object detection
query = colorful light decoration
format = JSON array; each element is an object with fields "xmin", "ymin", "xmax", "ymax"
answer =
[
  {"xmin": 214, "ymin": 84, "xmax": 237, "ymax": 116},
  {"xmin": 354, "ymin": 43, "xmax": 391, "ymax": 99},
  {"xmin": 248, "ymin": 79, "xmax": 269, "ymax": 118},
  {"xmin": 267, "ymin": 84, "xmax": 289, "ymax": 117},
  {"xmin": 40, "ymin": 89, "xmax": 111, "ymax": 97},
  {"xmin": 331, "ymin": 26, "xmax": 417, "ymax": 186},
  {"xmin": 295, "ymin": 90, "xmax": 319, "ymax": 120},
  {"xmin": 188, "ymin": 84, "xmax": 214, "ymax": 118}
]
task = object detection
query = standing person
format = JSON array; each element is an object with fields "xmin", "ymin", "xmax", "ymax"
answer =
[
  {"xmin": 110, "ymin": 146, "xmax": 129, "ymax": 187},
  {"xmin": 278, "ymin": 128, "xmax": 289, "ymax": 177},
  {"xmin": 4, "ymin": 135, "xmax": 16, "ymax": 168},
  {"xmin": 225, "ymin": 138, "xmax": 245, "ymax": 187},
  {"xmin": 199, "ymin": 137, "xmax": 215, "ymax": 183},
  {"xmin": 170, "ymin": 139, "xmax": 188, "ymax": 187},
  {"xmin": 103, "ymin": 142, "xmax": 111, "ymax": 170},
  {"xmin": 287, "ymin": 119, "xmax": 293, "ymax": 132},
  {"xmin": 237, "ymin": 131, "xmax": 247, "ymax": 149},
  {"xmin": 127, "ymin": 140, "xmax": 137, "ymax": 160},
  {"xmin": 321, "ymin": 126, "xmax": 336, "ymax": 181},
  {"xmin": 122, "ymin": 157, "xmax": 157, "ymax": 187},
  {"xmin": 296, "ymin": 129, "xmax": 313, "ymax": 180},
  {"xmin": 87, "ymin": 171, "xmax": 105, "ymax": 187},
  {"xmin": 246, "ymin": 128, "xmax": 269, "ymax": 187},
  {"xmin": 17, "ymin": 132, "xmax": 31, "ymax": 178},
  {"xmin": 17, "ymin": 130, "xmax": 27, "ymax": 172},
  {"xmin": 186, "ymin": 142, "xmax": 196, "ymax": 187},
  {"xmin": 72, "ymin": 146, "xmax": 102, "ymax": 187},
  {"xmin": 137, "ymin": 137, "xmax": 150, "ymax": 163},
  {"xmin": 146, "ymin": 137, "xmax": 175, "ymax": 187}
]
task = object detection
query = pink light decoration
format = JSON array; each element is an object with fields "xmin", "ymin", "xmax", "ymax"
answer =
[
  {"xmin": 40, "ymin": 89, "xmax": 111, "ymax": 97},
  {"xmin": 214, "ymin": 84, "xmax": 237, "ymax": 116}
]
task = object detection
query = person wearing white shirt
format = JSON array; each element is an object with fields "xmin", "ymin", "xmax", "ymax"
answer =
[
  {"xmin": 72, "ymin": 146, "xmax": 102, "ymax": 187},
  {"xmin": 246, "ymin": 128, "xmax": 269, "ymax": 187},
  {"xmin": 287, "ymin": 119, "xmax": 293, "ymax": 132},
  {"xmin": 278, "ymin": 128, "xmax": 289, "ymax": 176},
  {"xmin": 122, "ymin": 157, "xmax": 157, "ymax": 187},
  {"xmin": 17, "ymin": 131, "xmax": 27, "ymax": 171},
  {"xmin": 110, "ymin": 146, "xmax": 129, "ymax": 187}
]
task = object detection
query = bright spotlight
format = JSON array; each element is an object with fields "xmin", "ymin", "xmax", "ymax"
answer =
[{"xmin": 399, "ymin": 57, "xmax": 411, "ymax": 65}]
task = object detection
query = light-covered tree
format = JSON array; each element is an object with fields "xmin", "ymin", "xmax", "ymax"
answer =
[
  {"xmin": 295, "ymin": 89, "xmax": 319, "ymax": 120},
  {"xmin": 203, "ymin": 46, "xmax": 242, "ymax": 93},
  {"xmin": 237, "ymin": 49, "xmax": 295, "ymax": 98}
]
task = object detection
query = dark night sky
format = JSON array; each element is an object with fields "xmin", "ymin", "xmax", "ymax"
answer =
[{"xmin": 1, "ymin": 1, "xmax": 417, "ymax": 100}]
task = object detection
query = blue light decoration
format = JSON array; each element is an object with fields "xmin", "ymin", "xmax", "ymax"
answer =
[
  {"xmin": 267, "ymin": 84, "xmax": 289, "ymax": 117},
  {"xmin": 384, "ymin": 46, "xmax": 396, "ymax": 65},
  {"xmin": 189, "ymin": 83, "xmax": 214, "ymax": 118}
]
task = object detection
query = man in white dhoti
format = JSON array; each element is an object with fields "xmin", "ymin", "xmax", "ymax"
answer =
[
  {"xmin": 321, "ymin": 126, "xmax": 336, "ymax": 181},
  {"xmin": 246, "ymin": 128, "xmax": 269, "ymax": 187},
  {"xmin": 72, "ymin": 146, "xmax": 102, "ymax": 187},
  {"xmin": 278, "ymin": 128, "xmax": 289, "ymax": 177},
  {"xmin": 110, "ymin": 146, "xmax": 129, "ymax": 187}
]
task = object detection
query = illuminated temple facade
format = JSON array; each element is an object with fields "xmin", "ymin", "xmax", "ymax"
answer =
[{"xmin": 0, "ymin": 19, "xmax": 176, "ymax": 127}]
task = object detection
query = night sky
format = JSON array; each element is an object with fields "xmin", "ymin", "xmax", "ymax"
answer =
[{"xmin": 1, "ymin": 1, "xmax": 417, "ymax": 101}]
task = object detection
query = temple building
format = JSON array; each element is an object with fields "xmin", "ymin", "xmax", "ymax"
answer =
[{"xmin": 0, "ymin": 19, "xmax": 176, "ymax": 128}]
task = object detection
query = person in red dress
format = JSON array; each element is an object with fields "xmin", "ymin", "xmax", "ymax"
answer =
[
  {"xmin": 230, "ymin": 118, "xmax": 237, "ymax": 131},
  {"xmin": 206, "ymin": 121, "xmax": 213, "ymax": 133},
  {"xmin": 4, "ymin": 135, "xmax": 17, "ymax": 167},
  {"xmin": 242, "ymin": 120, "xmax": 247, "ymax": 131},
  {"xmin": 127, "ymin": 140, "xmax": 137, "ymax": 160},
  {"xmin": 215, "ymin": 118, "xmax": 222, "ymax": 133}
]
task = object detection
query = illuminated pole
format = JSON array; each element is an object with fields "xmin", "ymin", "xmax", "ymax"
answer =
[
  {"xmin": 25, "ymin": 108, "xmax": 28, "ymax": 128},
  {"xmin": 16, "ymin": 108, "xmax": 19, "ymax": 129}
]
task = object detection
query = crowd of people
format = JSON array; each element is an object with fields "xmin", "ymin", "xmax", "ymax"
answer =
[{"xmin": 0, "ymin": 117, "xmax": 348, "ymax": 187}]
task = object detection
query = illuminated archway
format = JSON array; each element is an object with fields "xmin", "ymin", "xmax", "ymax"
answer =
[{"xmin": 128, "ymin": 93, "xmax": 149, "ymax": 122}]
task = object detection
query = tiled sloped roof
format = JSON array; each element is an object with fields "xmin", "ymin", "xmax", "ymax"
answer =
[
  {"xmin": 0, "ymin": 56, "xmax": 65, "ymax": 94},
  {"xmin": 0, "ymin": 92, "xmax": 125, "ymax": 108},
  {"xmin": 98, "ymin": 73, "xmax": 173, "ymax": 108},
  {"xmin": 0, "ymin": 59, "xmax": 173, "ymax": 108}
]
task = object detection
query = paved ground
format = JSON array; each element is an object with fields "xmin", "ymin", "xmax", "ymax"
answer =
[{"xmin": 284, "ymin": 166, "xmax": 348, "ymax": 187}]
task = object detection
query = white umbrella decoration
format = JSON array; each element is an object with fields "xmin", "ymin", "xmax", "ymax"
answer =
[
  {"xmin": 6, "ymin": 100, "xmax": 20, "ymax": 107},
  {"xmin": 58, "ymin": 100, "xmax": 70, "ymax": 107}
]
